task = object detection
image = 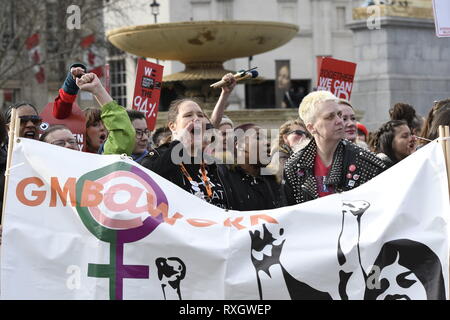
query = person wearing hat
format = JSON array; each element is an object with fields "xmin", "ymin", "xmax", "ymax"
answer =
[
  {"xmin": 218, "ymin": 115, "xmax": 234, "ymax": 132},
  {"xmin": 356, "ymin": 122, "xmax": 370, "ymax": 149},
  {"xmin": 357, "ymin": 122, "xmax": 368, "ymax": 142},
  {"xmin": 53, "ymin": 63, "xmax": 87, "ymax": 119}
]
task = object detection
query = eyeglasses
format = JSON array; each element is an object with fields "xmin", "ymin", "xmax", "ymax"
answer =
[
  {"xmin": 20, "ymin": 115, "xmax": 42, "ymax": 125},
  {"xmin": 135, "ymin": 129, "xmax": 150, "ymax": 139},
  {"xmin": 51, "ymin": 139, "xmax": 77, "ymax": 147},
  {"xmin": 287, "ymin": 129, "xmax": 306, "ymax": 136}
]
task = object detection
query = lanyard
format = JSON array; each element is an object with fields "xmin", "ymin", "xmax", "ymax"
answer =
[{"xmin": 179, "ymin": 163, "xmax": 213, "ymax": 199}]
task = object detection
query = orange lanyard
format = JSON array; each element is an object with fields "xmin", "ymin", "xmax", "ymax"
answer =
[{"xmin": 179, "ymin": 163, "xmax": 213, "ymax": 199}]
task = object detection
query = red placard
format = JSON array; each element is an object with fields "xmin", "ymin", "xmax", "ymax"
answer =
[
  {"xmin": 40, "ymin": 102, "xmax": 86, "ymax": 152},
  {"xmin": 132, "ymin": 59, "xmax": 164, "ymax": 131},
  {"xmin": 316, "ymin": 57, "xmax": 357, "ymax": 100}
]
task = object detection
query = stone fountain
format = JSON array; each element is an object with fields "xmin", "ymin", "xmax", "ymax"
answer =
[{"xmin": 107, "ymin": 20, "xmax": 299, "ymax": 120}]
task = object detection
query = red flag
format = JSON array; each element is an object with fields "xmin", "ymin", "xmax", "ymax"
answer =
[
  {"xmin": 26, "ymin": 33, "xmax": 40, "ymax": 50},
  {"xmin": 35, "ymin": 66, "xmax": 46, "ymax": 84},
  {"xmin": 80, "ymin": 34, "xmax": 95, "ymax": 49},
  {"xmin": 31, "ymin": 49, "xmax": 40, "ymax": 64}
]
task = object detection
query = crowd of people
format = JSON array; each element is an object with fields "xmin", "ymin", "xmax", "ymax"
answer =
[{"xmin": 0, "ymin": 63, "xmax": 449, "ymax": 226}]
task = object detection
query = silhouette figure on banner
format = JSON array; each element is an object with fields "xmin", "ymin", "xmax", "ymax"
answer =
[
  {"xmin": 249, "ymin": 201, "xmax": 446, "ymax": 300},
  {"xmin": 155, "ymin": 257, "xmax": 186, "ymax": 300}
]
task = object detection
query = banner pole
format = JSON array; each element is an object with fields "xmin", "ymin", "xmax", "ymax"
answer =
[
  {"xmin": 439, "ymin": 125, "xmax": 450, "ymax": 301},
  {"xmin": 1, "ymin": 109, "xmax": 19, "ymax": 227},
  {"xmin": 444, "ymin": 126, "xmax": 450, "ymax": 193},
  {"xmin": 439, "ymin": 126, "xmax": 450, "ymax": 198},
  {"xmin": 444, "ymin": 126, "xmax": 450, "ymax": 303}
]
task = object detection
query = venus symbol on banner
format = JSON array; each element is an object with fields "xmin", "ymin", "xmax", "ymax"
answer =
[{"xmin": 75, "ymin": 162, "xmax": 168, "ymax": 300}]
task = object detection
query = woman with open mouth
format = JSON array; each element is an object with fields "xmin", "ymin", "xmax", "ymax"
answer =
[
  {"xmin": 4, "ymin": 102, "xmax": 42, "ymax": 141},
  {"xmin": 227, "ymin": 123, "xmax": 280, "ymax": 211},
  {"xmin": 1, "ymin": 101, "xmax": 43, "ymax": 222},
  {"xmin": 52, "ymin": 63, "xmax": 134, "ymax": 156},
  {"xmin": 84, "ymin": 108, "xmax": 108, "ymax": 153},
  {"xmin": 371, "ymin": 120, "xmax": 417, "ymax": 168},
  {"xmin": 141, "ymin": 98, "xmax": 241, "ymax": 210}
]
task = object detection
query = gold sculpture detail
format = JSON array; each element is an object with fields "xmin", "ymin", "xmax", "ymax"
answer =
[{"xmin": 353, "ymin": 0, "xmax": 433, "ymax": 20}]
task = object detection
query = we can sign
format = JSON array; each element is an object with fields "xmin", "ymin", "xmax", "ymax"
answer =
[
  {"xmin": 132, "ymin": 59, "xmax": 164, "ymax": 131},
  {"xmin": 316, "ymin": 57, "xmax": 357, "ymax": 100}
]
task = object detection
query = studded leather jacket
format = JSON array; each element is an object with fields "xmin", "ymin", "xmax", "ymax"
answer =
[{"xmin": 282, "ymin": 139, "xmax": 388, "ymax": 205}]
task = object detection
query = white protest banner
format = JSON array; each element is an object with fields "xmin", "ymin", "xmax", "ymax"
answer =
[
  {"xmin": 433, "ymin": 0, "xmax": 450, "ymax": 37},
  {"xmin": 0, "ymin": 139, "xmax": 448, "ymax": 300}
]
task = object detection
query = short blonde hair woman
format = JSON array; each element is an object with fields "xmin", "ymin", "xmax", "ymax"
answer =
[{"xmin": 282, "ymin": 91, "xmax": 387, "ymax": 205}]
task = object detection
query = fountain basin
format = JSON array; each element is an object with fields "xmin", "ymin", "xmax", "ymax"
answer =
[{"xmin": 107, "ymin": 20, "xmax": 299, "ymax": 64}]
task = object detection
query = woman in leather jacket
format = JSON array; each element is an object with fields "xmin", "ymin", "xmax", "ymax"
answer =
[{"xmin": 282, "ymin": 91, "xmax": 387, "ymax": 205}]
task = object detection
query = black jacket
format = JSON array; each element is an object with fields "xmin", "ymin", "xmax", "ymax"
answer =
[
  {"xmin": 141, "ymin": 141, "xmax": 240, "ymax": 210},
  {"xmin": 226, "ymin": 165, "xmax": 280, "ymax": 211},
  {"xmin": 282, "ymin": 139, "xmax": 387, "ymax": 205}
]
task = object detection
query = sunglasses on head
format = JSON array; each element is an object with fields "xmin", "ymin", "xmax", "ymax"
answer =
[
  {"xmin": 19, "ymin": 115, "xmax": 42, "ymax": 124},
  {"xmin": 287, "ymin": 129, "xmax": 306, "ymax": 136}
]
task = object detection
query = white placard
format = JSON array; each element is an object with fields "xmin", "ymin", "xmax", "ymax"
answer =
[{"xmin": 433, "ymin": 0, "xmax": 450, "ymax": 37}]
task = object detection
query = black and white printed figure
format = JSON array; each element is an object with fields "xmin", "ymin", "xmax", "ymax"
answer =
[
  {"xmin": 249, "ymin": 224, "xmax": 332, "ymax": 300},
  {"xmin": 337, "ymin": 200, "xmax": 371, "ymax": 299},
  {"xmin": 155, "ymin": 257, "xmax": 186, "ymax": 300},
  {"xmin": 338, "ymin": 200, "xmax": 446, "ymax": 300},
  {"xmin": 249, "ymin": 200, "xmax": 446, "ymax": 300},
  {"xmin": 364, "ymin": 239, "xmax": 446, "ymax": 300}
]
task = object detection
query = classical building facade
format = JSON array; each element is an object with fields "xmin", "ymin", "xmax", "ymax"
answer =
[
  {"xmin": 106, "ymin": 0, "xmax": 449, "ymax": 130},
  {"xmin": 104, "ymin": 0, "xmax": 357, "ymax": 128},
  {"xmin": 2, "ymin": 0, "xmax": 448, "ymax": 130}
]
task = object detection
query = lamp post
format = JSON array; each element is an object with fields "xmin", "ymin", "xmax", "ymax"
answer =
[
  {"xmin": 150, "ymin": 0, "xmax": 160, "ymax": 64},
  {"xmin": 150, "ymin": 0, "xmax": 160, "ymax": 24}
]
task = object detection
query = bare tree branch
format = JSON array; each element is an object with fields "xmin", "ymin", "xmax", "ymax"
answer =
[{"xmin": 0, "ymin": 0, "xmax": 128, "ymax": 90}]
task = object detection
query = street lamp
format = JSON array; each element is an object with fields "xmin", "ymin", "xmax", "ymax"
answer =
[
  {"xmin": 150, "ymin": 0, "xmax": 160, "ymax": 63},
  {"xmin": 150, "ymin": 0, "xmax": 160, "ymax": 24}
]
